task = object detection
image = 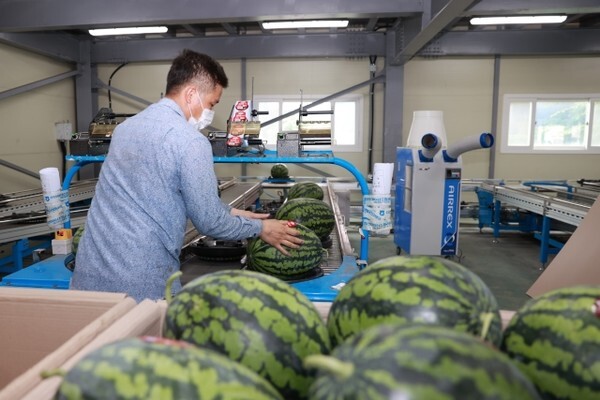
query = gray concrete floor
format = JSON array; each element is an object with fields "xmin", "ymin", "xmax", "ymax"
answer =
[{"xmin": 350, "ymin": 222, "xmax": 553, "ymax": 311}]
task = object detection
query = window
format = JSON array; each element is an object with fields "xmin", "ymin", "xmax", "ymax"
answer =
[
  {"xmin": 501, "ymin": 94, "xmax": 600, "ymax": 154},
  {"xmin": 254, "ymin": 94, "xmax": 363, "ymax": 152}
]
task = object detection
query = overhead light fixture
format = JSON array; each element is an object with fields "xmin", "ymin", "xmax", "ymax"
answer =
[
  {"xmin": 88, "ymin": 26, "xmax": 169, "ymax": 36},
  {"xmin": 262, "ymin": 20, "xmax": 349, "ymax": 30},
  {"xmin": 470, "ymin": 15, "xmax": 567, "ymax": 25}
]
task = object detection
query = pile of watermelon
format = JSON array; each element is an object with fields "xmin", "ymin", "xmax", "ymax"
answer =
[
  {"xmin": 306, "ymin": 255, "xmax": 600, "ymax": 399},
  {"xmin": 51, "ymin": 255, "xmax": 599, "ymax": 399},
  {"xmin": 246, "ymin": 181, "xmax": 335, "ymax": 280}
]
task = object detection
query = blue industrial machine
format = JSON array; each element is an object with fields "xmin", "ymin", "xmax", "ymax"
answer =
[
  {"xmin": 394, "ymin": 111, "xmax": 494, "ymax": 256},
  {"xmin": 1, "ymin": 152, "xmax": 370, "ymax": 301}
]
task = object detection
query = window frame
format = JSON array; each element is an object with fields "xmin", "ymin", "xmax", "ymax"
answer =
[
  {"xmin": 501, "ymin": 93, "xmax": 600, "ymax": 154},
  {"xmin": 254, "ymin": 93, "xmax": 364, "ymax": 152}
]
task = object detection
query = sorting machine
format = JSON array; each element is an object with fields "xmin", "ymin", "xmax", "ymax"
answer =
[{"xmin": 0, "ymin": 148, "xmax": 369, "ymax": 301}]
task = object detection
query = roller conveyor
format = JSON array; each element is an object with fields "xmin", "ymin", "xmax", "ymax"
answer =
[
  {"xmin": 479, "ymin": 183, "xmax": 593, "ymax": 227},
  {"xmin": 478, "ymin": 182, "xmax": 597, "ymax": 265},
  {"xmin": 0, "ymin": 180, "xmax": 97, "ymax": 244},
  {"xmin": 0, "ymin": 180, "xmax": 97, "ymax": 219}
]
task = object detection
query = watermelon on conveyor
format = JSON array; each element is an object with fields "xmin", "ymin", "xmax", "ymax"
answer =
[
  {"xmin": 247, "ymin": 223, "xmax": 324, "ymax": 279},
  {"xmin": 327, "ymin": 255, "xmax": 503, "ymax": 347},
  {"xmin": 287, "ymin": 182, "xmax": 324, "ymax": 201},
  {"xmin": 54, "ymin": 336, "xmax": 283, "ymax": 400},
  {"xmin": 163, "ymin": 269, "xmax": 331, "ymax": 400},
  {"xmin": 501, "ymin": 286, "xmax": 600, "ymax": 400},
  {"xmin": 275, "ymin": 198, "xmax": 335, "ymax": 240},
  {"xmin": 305, "ymin": 323, "xmax": 541, "ymax": 400},
  {"xmin": 270, "ymin": 163, "xmax": 289, "ymax": 179},
  {"xmin": 72, "ymin": 225, "xmax": 85, "ymax": 255}
]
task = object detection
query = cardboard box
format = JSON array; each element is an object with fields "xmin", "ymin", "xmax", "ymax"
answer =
[
  {"xmin": 22, "ymin": 299, "xmax": 166, "ymax": 400},
  {"xmin": 21, "ymin": 300, "xmax": 516, "ymax": 399},
  {"xmin": 528, "ymin": 197, "xmax": 600, "ymax": 298},
  {"xmin": 0, "ymin": 288, "xmax": 136, "ymax": 400}
]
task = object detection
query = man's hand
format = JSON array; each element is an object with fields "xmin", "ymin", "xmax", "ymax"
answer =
[{"xmin": 259, "ymin": 219, "xmax": 303, "ymax": 256}]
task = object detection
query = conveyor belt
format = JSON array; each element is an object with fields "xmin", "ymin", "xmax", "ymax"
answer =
[
  {"xmin": 479, "ymin": 183, "xmax": 593, "ymax": 227},
  {"xmin": 0, "ymin": 180, "xmax": 97, "ymax": 244},
  {"xmin": 0, "ymin": 179, "xmax": 97, "ymax": 218}
]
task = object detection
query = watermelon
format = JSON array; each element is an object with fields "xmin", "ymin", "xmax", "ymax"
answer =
[
  {"xmin": 306, "ymin": 323, "xmax": 541, "ymax": 400},
  {"xmin": 287, "ymin": 182, "xmax": 324, "ymax": 201},
  {"xmin": 270, "ymin": 163, "xmax": 289, "ymax": 179},
  {"xmin": 501, "ymin": 286, "xmax": 600, "ymax": 400},
  {"xmin": 163, "ymin": 269, "xmax": 331, "ymax": 400},
  {"xmin": 275, "ymin": 198, "xmax": 335, "ymax": 240},
  {"xmin": 54, "ymin": 336, "xmax": 283, "ymax": 400},
  {"xmin": 72, "ymin": 225, "xmax": 85, "ymax": 254},
  {"xmin": 327, "ymin": 255, "xmax": 503, "ymax": 347},
  {"xmin": 247, "ymin": 223, "xmax": 324, "ymax": 279}
]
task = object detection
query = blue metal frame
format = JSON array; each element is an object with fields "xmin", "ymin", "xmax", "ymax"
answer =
[
  {"xmin": 214, "ymin": 149, "xmax": 370, "ymax": 263},
  {"xmin": 486, "ymin": 189, "xmax": 563, "ymax": 267},
  {"xmin": 0, "ymin": 238, "xmax": 52, "ymax": 273},
  {"xmin": 0, "ymin": 254, "xmax": 71, "ymax": 289},
  {"xmin": 6, "ymin": 152, "xmax": 369, "ymax": 299}
]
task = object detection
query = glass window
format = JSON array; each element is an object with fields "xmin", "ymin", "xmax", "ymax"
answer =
[
  {"xmin": 533, "ymin": 101, "xmax": 588, "ymax": 148},
  {"xmin": 502, "ymin": 95, "xmax": 600, "ymax": 154},
  {"xmin": 256, "ymin": 94, "xmax": 362, "ymax": 152},
  {"xmin": 592, "ymin": 101, "xmax": 600, "ymax": 147},
  {"xmin": 507, "ymin": 102, "xmax": 532, "ymax": 146}
]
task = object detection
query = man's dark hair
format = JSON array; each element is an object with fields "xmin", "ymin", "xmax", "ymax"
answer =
[{"xmin": 166, "ymin": 49, "xmax": 228, "ymax": 95}]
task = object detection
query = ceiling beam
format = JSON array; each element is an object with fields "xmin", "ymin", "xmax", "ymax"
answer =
[
  {"xmin": 91, "ymin": 32, "xmax": 387, "ymax": 63},
  {"xmin": 221, "ymin": 23, "xmax": 238, "ymax": 35},
  {"xmin": 0, "ymin": 32, "xmax": 80, "ymax": 63},
  {"xmin": 0, "ymin": 0, "xmax": 422, "ymax": 32},
  {"xmin": 421, "ymin": 28, "xmax": 600, "ymax": 56},
  {"xmin": 467, "ymin": 0, "xmax": 600, "ymax": 15},
  {"xmin": 393, "ymin": 0, "xmax": 479, "ymax": 65}
]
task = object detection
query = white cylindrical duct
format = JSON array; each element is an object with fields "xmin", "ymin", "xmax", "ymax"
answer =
[
  {"xmin": 420, "ymin": 133, "xmax": 441, "ymax": 160},
  {"xmin": 406, "ymin": 110, "xmax": 447, "ymax": 148},
  {"xmin": 444, "ymin": 133, "xmax": 494, "ymax": 161}
]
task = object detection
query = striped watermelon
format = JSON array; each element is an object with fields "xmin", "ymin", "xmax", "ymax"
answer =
[
  {"xmin": 247, "ymin": 223, "xmax": 324, "ymax": 279},
  {"xmin": 275, "ymin": 198, "xmax": 335, "ymax": 240},
  {"xmin": 306, "ymin": 323, "xmax": 541, "ymax": 400},
  {"xmin": 72, "ymin": 225, "xmax": 85, "ymax": 254},
  {"xmin": 163, "ymin": 269, "xmax": 331, "ymax": 400},
  {"xmin": 270, "ymin": 163, "xmax": 289, "ymax": 179},
  {"xmin": 287, "ymin": 182, "xmax": 324, "ymax": 201},
  {"xmin": 327, "ymin": 255, "xmax": 503, "ymax": 347},
  {"xmin": 55, "ymin": 336, "xmax": 283, "ymax": 400},
  {"xmin": 501, "ymin": 286, "xmax": 600, "ymax": 400}
]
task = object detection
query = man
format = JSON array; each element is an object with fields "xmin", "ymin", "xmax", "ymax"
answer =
[{"xmin": 72, "ymin": 50, "xmax": 301, "ymax": 302}]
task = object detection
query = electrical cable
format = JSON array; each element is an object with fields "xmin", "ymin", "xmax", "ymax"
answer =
[{"xmin": 108, "ymin": 63, "xmax": 129, "ymax": 109}]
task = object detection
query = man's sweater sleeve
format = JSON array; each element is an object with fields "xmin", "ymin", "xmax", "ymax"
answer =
[{"xmin": 179, "ymin": 137, "xmax": 262, "ymax": 240}]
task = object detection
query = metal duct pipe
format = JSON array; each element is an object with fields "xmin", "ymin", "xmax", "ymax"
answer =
[
  {"xmin": 419, "ymin": 133, "xmax": 441, "ymax": 161},
  {"xmin": 444, "ymin": 133, "xmax": 494, "ymax": 161}
]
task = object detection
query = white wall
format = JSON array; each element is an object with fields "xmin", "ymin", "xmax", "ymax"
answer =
[
  {"xmin": 404, "ymin": 57, "xmax": 495, "ymax": 180},
  {"xmin": 495, "ymin": 56, "xmax": 600, "ymax": 180},
  {"xmin": 2, "ymin": 40, "xmax": 600, "ymax": 194},
  {"xmin": 97, "ymin": 57, "xmax": 381, "ymax": 180},
  {"xmin": 0, "ymin": 43, "xmax": 75, "ymax": 193}
]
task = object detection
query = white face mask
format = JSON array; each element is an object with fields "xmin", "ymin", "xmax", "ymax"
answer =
[{"xmin": 188, "ymin": 94, "xmax": 215, "ymax": 131}]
